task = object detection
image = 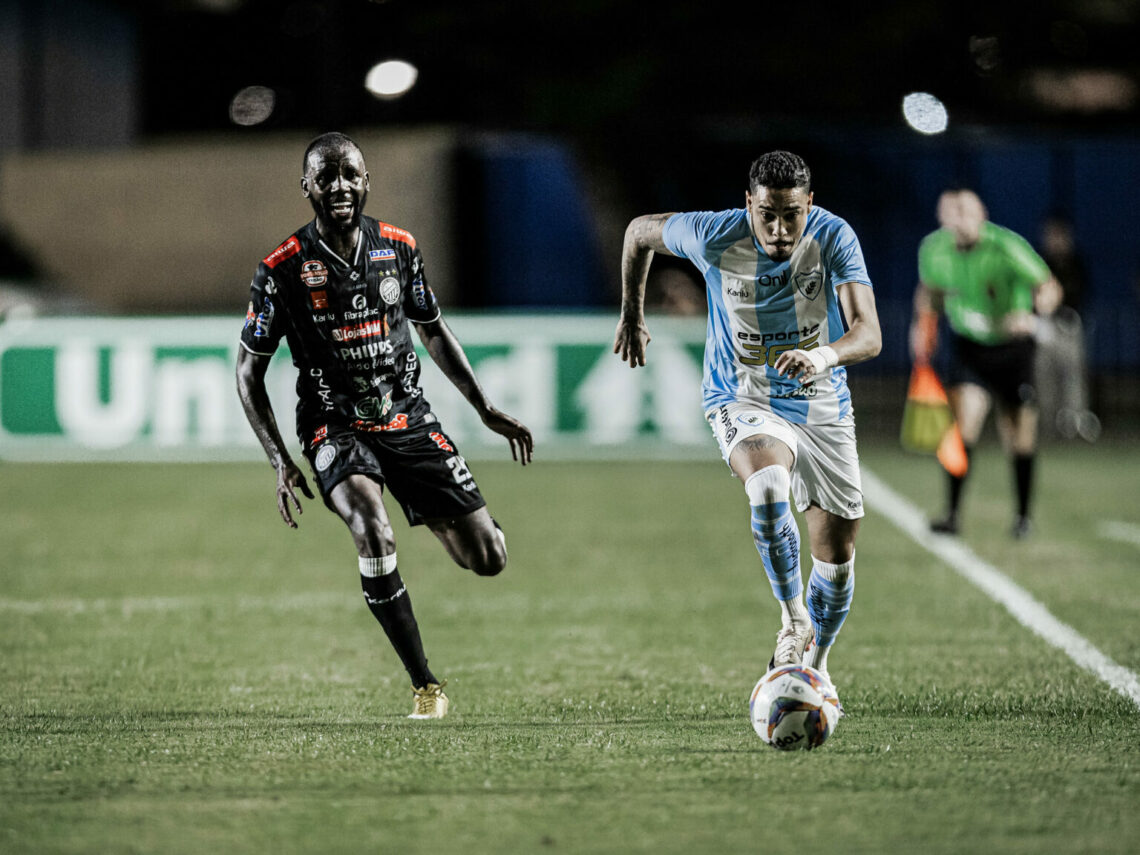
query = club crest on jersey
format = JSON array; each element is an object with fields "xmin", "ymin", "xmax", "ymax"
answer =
[
  {"xmin": 369, "ymin": 249, "xmax": 396, "ymax": 262},
  {"xmin": 310, "ymin": 289, "xmax": 328, "ymax": 309},
  {"xmin": 793, "ymin": 269, "xmax": 823, "ymax": 300},
  {"xmin": 379, "ymin": 276, "xmax": 401, "ymax": 305},
  {"xmin": 314, "ymin": 442, "xmax": 337, "ymax": 472},
  {"xmin": 302, "ymin": 260, "xmax": 328, "ymax": 287}
]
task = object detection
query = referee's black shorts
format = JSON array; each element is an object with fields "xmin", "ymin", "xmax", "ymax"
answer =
[{"xmin": 946, "ymin": 331, "xmax": 1036, "ymax": 408}]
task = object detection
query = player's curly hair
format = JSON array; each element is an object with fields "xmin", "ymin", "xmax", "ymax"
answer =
[
  {"xmin": 749, "ymin": 151, "xmax": 811, "ymax": 193},
  {"xmin": 302, "ymin": 132, "xmax": 362, "ymax": 173}
]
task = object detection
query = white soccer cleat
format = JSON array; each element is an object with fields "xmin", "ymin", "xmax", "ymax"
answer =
[
  {"xmin": 769, "ymin": 624, "xmax": 813, "ymax": 671},
  {"xmin": 803, "ymin": 636, "xmax": 845, "ymax": 718}
]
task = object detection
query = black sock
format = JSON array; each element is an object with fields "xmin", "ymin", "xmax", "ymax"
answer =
[
  {"xmin": 946, "ymin": 445, "xmax": 973, "ymax": 517},
  {"xmin": 361, "ymin": 571, "xmax": 437, "ymax": 688},
  {"xmin": 1013, "ymin": 453, "xmax": 1034, "ymax": 519}
]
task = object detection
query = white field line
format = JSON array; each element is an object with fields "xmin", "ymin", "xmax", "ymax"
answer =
[
  {"xmin": 863, "ymin": 469, "xmax": 1140, "ymax": 711},
  {"xmin": 1098, "ymin": 520, "xmax": 1140, "ymax": 550}
]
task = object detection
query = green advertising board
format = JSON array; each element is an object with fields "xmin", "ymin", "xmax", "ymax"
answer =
[{"xmin": 0, "ymin": 314, "xmax": 712, "ymax": 461}]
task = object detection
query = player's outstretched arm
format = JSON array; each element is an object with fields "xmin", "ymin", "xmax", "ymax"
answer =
[
  {"xmin": 235, "ymin": 347, "xmax": 315, "ymax": 527},
  {"xmin": 614, "ymin": 213, "xmax": 677, "ymax": 368},
  {"xmin": 414, "ymin": 318, "xmax": 534, "ymax": 465},
  {"xmin": 774, "ymin": 282, "xmax": 883, "ymax": 385}
]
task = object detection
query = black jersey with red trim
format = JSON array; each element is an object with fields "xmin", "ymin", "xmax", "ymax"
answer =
[{"xmin": 240, "ymin": 216, "xmax": 442, "ymax": 442}]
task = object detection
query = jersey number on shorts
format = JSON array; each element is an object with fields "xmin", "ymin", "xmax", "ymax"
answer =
[{"xmin": 446, "ymin": 456, "xmax": 472, "ymax": 484}]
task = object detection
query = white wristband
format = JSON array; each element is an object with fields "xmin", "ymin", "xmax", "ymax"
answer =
[{"xmin": 806, "ymin": 345, "xmax": 839, "ymax": 376}]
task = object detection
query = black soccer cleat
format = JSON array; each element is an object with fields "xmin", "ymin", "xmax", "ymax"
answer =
[{"xmin": 930, "ymin": 514, "xmax": 960, "ymax": 535}]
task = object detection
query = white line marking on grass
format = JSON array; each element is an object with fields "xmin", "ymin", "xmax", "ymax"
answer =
[
  {"xmin": 863, "ymin": 469, "xmax": 1140, "ymax": 711},
  {"xmin": 1099, "ymin": 520, "xmax": 1140, "ymax": 550}
]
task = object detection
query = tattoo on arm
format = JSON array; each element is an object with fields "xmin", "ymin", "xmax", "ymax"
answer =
[{"xmin": 621, "ymin": 213, "xmax": 676, "ymax": 320}]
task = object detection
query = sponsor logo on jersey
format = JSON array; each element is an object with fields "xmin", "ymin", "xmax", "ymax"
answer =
[
  {"xmin": 352, "ymin": 413, "xmax": 408, "ymax": 432},
  {"xmin": 737, "ymin": 414, "xmax": 765, "ymax": 427},
  {"xmin": 725, "ymin": 280, "xmax": 753, "ymax": 300},
  {"xmin": 310, "ymin": 368, "xmax": 334, "ymax": 411},
  {"xmin": 310, "ymin": 289, "xmax": 328, "ymax": 309},
  {"xmin": 353, "ymin": 393, "xmax": 394, "ymax": 420},
  {"xmin": 244, "ymin": 302, "xmax": 256, "ymax": 329},
  {"xmin": 251, "ymin": 299, "xmax": 274, "ymax": 337},
  {"xmin": 302, "ymin": 260, "xmax": 328, "ymax": 287},
  {"xmin": 380, "ymin": 276, "xmax": 401, "ymax": 305},
  {"xmin": 315, "ymin": 442, "xmax": 337, "ymax": 472},
  {"xmin": 429, "ymin": 431, "xmax": 454, "ymax": 453},
  {"xmin": 352, "ymin": 294, "xmax": 367, "ymax": 310},
  {"xmin": 264, "ymin": 236, "xmax": 301, "ymax": 268},
  {"xmin": 412, "ymin": 278, "xmax": 428, "ymax": 310},
  {"xmin": 718, "ymin": 406, "xmax": 737, "ymax": 444},
  {"xmin": 378, "ymin": 222, "xmax": 416, "ymax": 249},
  {"xmin": 339, "ymin": 340, "xmax": 395, "ymax": 362},
  {"xmin": 757, "ymin": 270, "xmax": 788, "ymax": 288},
  {"xmin": 369, "ymin": 248, "xmax": 396, "ymax": 262},
  {"xmin": 331, "ymin": 318, "xmax": 390, "ymax": 342},
  {"xmin": 793, "ymin": 269, "xmax": 823, "ymax": 300},
  {"xmin": 312, "ymin": 424, "xmax": 329, "ymax": 447}
]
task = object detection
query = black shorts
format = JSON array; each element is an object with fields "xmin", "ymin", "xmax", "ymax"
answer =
[
  {"xmin": 301, "ymin": 421, "xmax": 486, "ymax": 526},
  {"xmin": 946, "ymin": 332, "xmax": 1037, "ymax": 408}
]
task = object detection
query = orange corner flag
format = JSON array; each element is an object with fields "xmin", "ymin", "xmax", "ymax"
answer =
[{"xmin": 937, "ymin": 422, "xmax": 969, "ymax": 477}]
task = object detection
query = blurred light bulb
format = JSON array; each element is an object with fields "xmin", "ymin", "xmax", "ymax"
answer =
[
  {"xmin": 365, "ymin": 60, "xmax": 418, "ymax": 100},
  {"xmin": 229, "ymin": 86, "xmax": 276, "ymax": 126},
  {"xmin": 902, "ymin": 92, "xmax": 949, "ymax": 134}
]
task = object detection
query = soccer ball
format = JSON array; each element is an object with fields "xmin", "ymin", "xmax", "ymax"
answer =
[{"xmin": 749, "ymin": 664, "xmax": 841, "ymax": 750}]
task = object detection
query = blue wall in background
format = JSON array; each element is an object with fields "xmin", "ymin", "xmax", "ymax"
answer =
[
  {"xmin": 465, "ymin": 129, "xmax": 1140, "ymax": 371},
  {"xmin": 465, "ymin": 135, "xmax": 608, "ymax": 309}
]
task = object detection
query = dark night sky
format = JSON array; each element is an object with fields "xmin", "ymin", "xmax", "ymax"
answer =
[{"xmin": 131, "ymin": 0, "xmax": 1140, "ymax": 141}]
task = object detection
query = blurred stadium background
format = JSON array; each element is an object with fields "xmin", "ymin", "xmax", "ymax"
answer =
[{"xmin": 1, "ymin": 0, "xmax": 1138, "ymax": 461}]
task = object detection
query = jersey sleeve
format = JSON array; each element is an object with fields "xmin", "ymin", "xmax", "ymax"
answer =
[
  {"xmin": 239, "ymin": 261, "xmax": 288, "ymax": 356},
  {"xmin": 403, "ymin": 244, "xmax": 441, "ymax": 324},
  {"xmin": 999, "ymin": 229, "xmax": 1051, "ymax": 311},
  {"xmin": 825, "ymin": 219, "xmax": 872, "ymax": 288},
  {"xmin": 662, "ymin": 211, "xmax": 723, "ymax": 273}
]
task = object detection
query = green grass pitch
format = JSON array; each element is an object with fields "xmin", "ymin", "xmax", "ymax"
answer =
[{"xmin": 2, "ymin": 440, "xmax": 1138, "ymax": 854}]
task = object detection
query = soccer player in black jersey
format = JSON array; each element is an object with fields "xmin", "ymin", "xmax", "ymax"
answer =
[{"xmin": 236, "ymin": 132, "xmax": 533, "ymax": 719}]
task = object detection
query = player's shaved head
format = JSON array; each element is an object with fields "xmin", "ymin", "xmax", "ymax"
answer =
[
  {"xmin": 749, "ymin": 151, "xmax": 811, "ymax": 193},
  {"xmin": 303, "ymin": 132, "xmax": 363, "ymax": 175}
]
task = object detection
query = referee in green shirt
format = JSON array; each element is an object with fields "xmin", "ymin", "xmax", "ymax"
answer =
[{"xmin": 909, "ymin": 189, "xmax": 1060, "ymax": 538}]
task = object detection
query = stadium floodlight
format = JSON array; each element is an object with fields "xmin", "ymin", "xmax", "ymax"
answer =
[
  {"xmin": 902, "ymin": 92, "xmax": 949, "ymax": 134},
  {"xmin": 229, "ymin": 85, "xmax": 276, "ymax": 126},
  {"xmin": 365, "ymin": 60, "xmax": 419, "ymax": 100}
]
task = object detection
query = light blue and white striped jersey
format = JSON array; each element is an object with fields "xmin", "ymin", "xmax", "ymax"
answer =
[{"xmin": 663, "ymin": 206, "xmax": 872, "ymax": 425}]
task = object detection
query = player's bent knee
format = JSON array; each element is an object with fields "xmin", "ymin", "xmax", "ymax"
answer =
[
  {"xmin": 744, "ymin": 465, "xmax": 791, "ymax": 507},
  {"xmin": 347, "ymin": 512, "xmax": 395, "ymax": 556},
  {"xmin": 471, "ymin": 539, "xmax": 507, "ymax": 576}
]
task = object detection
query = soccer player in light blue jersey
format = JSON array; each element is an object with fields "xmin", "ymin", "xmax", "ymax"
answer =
[{"xmin": 614, "ymin": 151, "xmax": 881, "ymax": 690}]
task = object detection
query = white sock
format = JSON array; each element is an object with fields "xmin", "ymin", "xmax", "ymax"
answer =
[
  {"xmin": 359, "ymin": 554, "xmax": 398, "ymax": 577},
  {"xmin": 781, "ymin": 596, "xmax": 810, "ymax": 630}
]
